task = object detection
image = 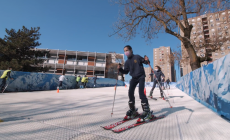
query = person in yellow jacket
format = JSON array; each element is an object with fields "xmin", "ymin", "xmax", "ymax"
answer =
[
  {"xmin": 0, "ymin": 67, "xmax": 13, "ymax": 92},
  {"xmin": 80, "ymin": 75, "xmax": 88, "ymax": 89}
]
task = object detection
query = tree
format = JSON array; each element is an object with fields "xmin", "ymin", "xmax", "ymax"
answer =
[
  {"xmin": 0, "ymin": 26, "xmax": 50, "ymax": 72},
  {"xmin": 105, "ymin": 52, "xmax": 125, "ymax": 81},
  {"xmin": 111, "ymin": 0, "xmax": 230, "ymax": 71}
]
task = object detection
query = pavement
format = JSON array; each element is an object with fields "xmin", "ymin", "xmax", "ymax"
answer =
[{"xmin": 0, "ymin": 87, "xmax": 230, "ymax": 140}]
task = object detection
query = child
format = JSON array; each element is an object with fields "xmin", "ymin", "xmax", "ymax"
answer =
[
  {"xmin": 93, "ymin": 75, "xmax": 98, "ymax": 88},
  {"xmin": 166, "ymin": 78, "xmax": 171, "ymax": 89},
  {"xmin": 58, "ymin": 74, "xmax": 67, "ymax": 89},
  {"xmin": 149, "ymin": 66, "xmax": 165, "ymax": 98},
  {"xmin": 118, "ymin": 45, "xmax": 152, "ymax": 123}
]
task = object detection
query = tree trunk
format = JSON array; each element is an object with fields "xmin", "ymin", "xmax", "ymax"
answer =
[{"xmin": 182, "ymin": 39, "xmax": 201, "ymax": 71}]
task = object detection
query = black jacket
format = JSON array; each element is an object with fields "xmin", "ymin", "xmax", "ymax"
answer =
[
  {"xmin": 150, "ymin": 70, "xmax": 165, "ymax": 82},
  {"xmin": 166, "ymin": 79, "xmax": 170, "ymax": 83},
  {"xmin": 119, "ymin": 54, "xmax": 149, "ymax": 78}
]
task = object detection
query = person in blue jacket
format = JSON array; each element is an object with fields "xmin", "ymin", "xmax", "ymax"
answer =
[
  {"xmin": 149, "ymin": 66, "xmax": 165, "ymax": 98},
  {"xmin": 118, "ymin": 45, "xmax": 153, "ymax": 123}
]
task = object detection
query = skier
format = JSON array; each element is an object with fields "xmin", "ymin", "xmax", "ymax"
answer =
[
  {"xmin": 118, "ymin": 45, "xmax": 152, "ymax": 123},
  {"xmin": 0, "ymin": 67, "xmax": 13, "ymax": 92},
  {"xmin": 76, "ymin": 75, "xmax": 81, "ymax": 88},
  {"xmin": 166, "ymin": 78, "xmax": 171, "ymax": 89},
  {"xmin": 93, "ymin": 75, "xmax": 98, "ymax": 88},
  {"xmin": 149, "ymin": 66, "xmax": 165, "ymax": 98},
  {"xmin": 58, "ymin": 74, "xmax": 67, "ymax": 89}
]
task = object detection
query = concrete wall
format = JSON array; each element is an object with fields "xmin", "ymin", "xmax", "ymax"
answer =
[
  {"xmin": 176, "ymin": 54, "xmax": 230, "ymax": 120},
  {"xmin": 0, "ymin": 71, "xmax": 125, "ymax": 92}
]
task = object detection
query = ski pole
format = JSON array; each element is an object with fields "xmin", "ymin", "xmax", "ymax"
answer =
[
  {"xmin": 111, "ymin": 64, "xmax": 120, "ymax": 117},
  {"xmin": 145, "ymin": 55, "xmax": 172, "ymax": 108}
]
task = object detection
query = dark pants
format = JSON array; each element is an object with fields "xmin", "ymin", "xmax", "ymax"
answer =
[
  {"xmin": 84, "ymin": 82, "xmax": 87, "ymax": 88},
  {"xmin": 129, "ymin": 77, "xmax": 148, "ymax": 104},
  {"xmin": 166, "ymin": 83, "xmax": 170, "ymax": 89},
  {"xmin": 0, "ymin": 78, "xmax": 6, "ymax": 90},
  {"xmin": 150, "ymin": 81, "xmax": 163, "ymax": 93},
  {"xmin": 58, "ymin": 81, "xmax": 63, "ymax": 87}
]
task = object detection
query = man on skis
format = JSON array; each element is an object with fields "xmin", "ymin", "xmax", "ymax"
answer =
[{"xmin": 118, "ymin": 45, "xmax": 153, "ymax": 123}]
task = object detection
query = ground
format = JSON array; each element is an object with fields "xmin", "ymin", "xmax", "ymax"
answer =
[{"xmin": 0, "ymin": 87, "xmax": 230, "ymax": 140}]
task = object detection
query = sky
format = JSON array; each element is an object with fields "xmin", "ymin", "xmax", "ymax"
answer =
[{"xmin": 0, "ymin": 0, "xmax": 181, "ymax": 81}]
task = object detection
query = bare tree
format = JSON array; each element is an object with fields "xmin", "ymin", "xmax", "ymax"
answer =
[
  {"xmin": 110, "ymin": 0, "xmax": 230, "ymax": 71},
  {"xmin": 109, "ymin": 52, "xmax": 125, "ymax": 81}
]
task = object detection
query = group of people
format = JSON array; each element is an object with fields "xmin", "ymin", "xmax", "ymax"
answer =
[{"xmin": 58, "ymin": 74, "xmax": 98, "ymax": 89}]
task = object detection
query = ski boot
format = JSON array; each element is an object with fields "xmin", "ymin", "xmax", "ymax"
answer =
[
  {"xmin": 123, "ymin": 102, "xmax": 139, "ymax": 120},
  {"xmin": 137, "ymin": 103, "xmax": 154, "ymax": 123},
  {"xmin": 160, "ymin": 92, "xmax": 165, "ymax": 99},
  {"xmin": 148, "ymin": 91, "xmax": 153, "ymax": 98}
]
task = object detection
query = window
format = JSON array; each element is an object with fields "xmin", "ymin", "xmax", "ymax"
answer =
[
  {"xmin": 212, "ymin": 32, "xmax": 215, "ymax": 35},
  {"xmin": 193, "ymin": 32, "xmax": 196, "ymax": 35},
  {"xmin": 199, "ymin": 35, "xmax": 203, "ymax": 38},
  {"xmin": 228, "ymin": 46, "xmax": 230, "ymax": 49},
  {"xmin": 222, "ymin": 12, "xmax": 226, "ymax": 15},
  {"xmin": 215, "ymin": 14, "xmax": 219, "ymax": 17},
  {"xmin": 224, "ymin": 26, "xmax": 228, "ymax": 29},
  {"xmin": 223, "ymin": 17, "xmax": 226, "ymax": 20},
  {"xmin": 221, "ymin": 52, "xmax": 225, "ymax": 55},
  {"xmin": 216, "ymin": 18, "xmax": 220, "ymax": 21},
  {"xmin": 215, "ymin": 53, "xmax": 218, "ymax": 56},
  {"xmin": 192, "ymin": 19, "xmax": 195, "ymax": 22},
  {"xmin": 218, "ymin": 27, "xmax": 222, "ymax": 31},
  {"xmin": 211, "ymin": 24, "xmax": 214, "ymax": 27},
  {"xmin": 227, "ymin": 41, "xmax": 230, "ymax": 44}
]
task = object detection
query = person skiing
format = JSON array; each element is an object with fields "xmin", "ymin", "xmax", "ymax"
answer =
[
  {"xmin": 93, "ymin": 75, "xmax": 98, "ymax": 88},
  {"xmin": 118, "ymin": 45, "xmax": 152, "ymax": 123},
  {"xmin": 76, "ymin": 75, "xmax": 81, "ymax": 88},
  {"xmin": 149, "ymin": 66, "xmax": 165, "ymax": 98},
  {"xmin": 0, "ymin": 67, "xmax": 13, "ymax": 92},
  {"xmin": 58, "ymin": 74, "xmax": 67, "ymax": 89},
  {"xmin": 166, "ymin": 78, "xmax": 171, "ymax": 89}
]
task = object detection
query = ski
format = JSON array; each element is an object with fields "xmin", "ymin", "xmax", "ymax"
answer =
[
  {"xmin": 112, "ymin": 115, "xmax": 165, "ymax": 133},
  {"xmin": 101, "ymin": 115, "xmax": 140, "ymax": 130},
  {"xmin": 2, "ymin": 84, "xmax": 8, "ymax": 93},
  {"xmin": 147, "ymin": 96, "xmax": 157, "ymax": 100}
]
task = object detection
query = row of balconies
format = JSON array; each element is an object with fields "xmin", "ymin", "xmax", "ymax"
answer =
[{"xmin": 44, "ymin": 59, "xmax": 106, "ymax": 67}]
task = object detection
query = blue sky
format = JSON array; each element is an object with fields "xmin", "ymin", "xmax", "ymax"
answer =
[{"xmin": 0, "ymin": 0, "xmax": 181, "ymax": 81}]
